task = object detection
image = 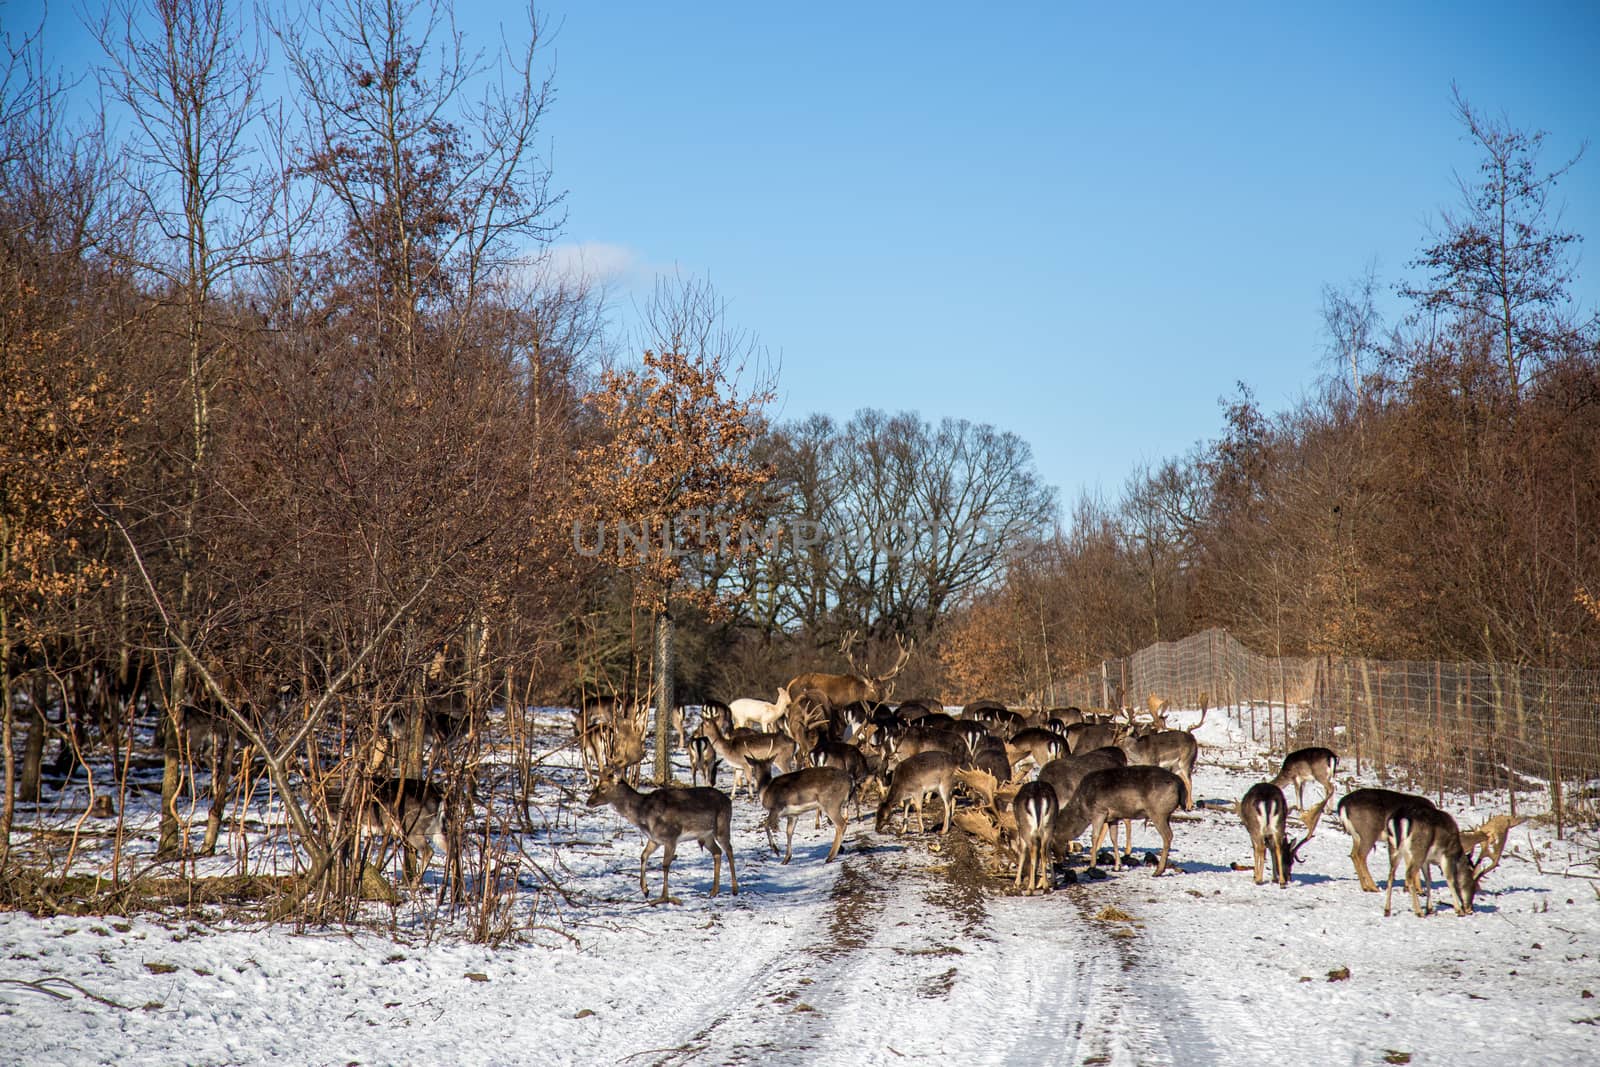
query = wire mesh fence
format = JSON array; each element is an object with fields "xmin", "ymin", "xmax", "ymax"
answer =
[{"xmin": 1053, "ymin": 628, "xmax": 1600, "ymax": 834}]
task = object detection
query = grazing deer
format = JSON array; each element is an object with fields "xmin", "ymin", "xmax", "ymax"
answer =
[
  {"xmin": 786, "ymin": 631, "xmax": 914, "ymax": 708},
  {"xmin": 875, "ymin": 750, "xmax": 959, "ymax": 835},
  {"xmin": 1271, "ymin": 746, "xmax": 1338, "ymax": 811},
  {"xmin": 1239, "ymin": 782, "xmax": 1319, "ymax": 887},
  {"xmin": 950, "ymin": 720, "xmax": 991, "ymax": 758},
  {"xmin": 345, "ymin": 776, "xmax": 449, "ymax": 887},
  {"xmin": 1005, "ymin": 727, "xmax": 1069, "ymax": 775},
  {"xmin": 1055, "ymin": 766, "xmax": 1186, "ymax": 876},
  {"xmin": 585, "ymin": 771, "xmax": 737, "ymax": 904},
  {"xmin": 700, "ymin": 717, "xmax": 797, "ymax": 797},
  {"xmin": 1384, "ymin": 804, "xmax": 1488, "ymax": 918},
  {"xmin": 729, "ymin": 689, "xmax": 794, "ymax": 733},
  {"xmin": 1336, "ymin": 787, "xmax": 1437, "ymax": 892},
  {"xmin": 1119, "ymin": 730, "xmax": 1199, "ymax": 810},
  {"xmin": 1012, "ymin": 781, "xmax": 1058, "ymax": 895},
  {"xmin": 750, "ymin": 759, "xmax": 852, "ymax": 864},
  {"xmin": 885, "ymin": 725, "xmax": 967, "ymax": 768}
]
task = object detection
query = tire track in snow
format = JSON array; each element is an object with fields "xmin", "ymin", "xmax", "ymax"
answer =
[{"xmin": 645, "ymin": 827, "xmax": 1187, "ymax": 1066}]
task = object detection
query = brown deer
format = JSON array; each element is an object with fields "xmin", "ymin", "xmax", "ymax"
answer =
[
  {"xmin": 786, "ymin": 631, "xmax": 913, "ymax": 708},
  {"xmin": 1064, "ymin": 721, "xmax": 1123, "ymax": 755},
  {"xmin": 875, "ymin": 750, "xmax": 958, "ymax": 835},
  {"xmin": 1055, "ymin": 766, "xmax": 1186, "ymax": 876},
  {"xmin": 1038, "ymin": 747, "xmax": 1128, "ymax": 819},
  {"xmin": 750, "ymin": 759, "xmax": 852, "ymax": 864},
  {"xmin": 1238, "ymin": 782, "xmax": 1320, "ymax": 887},
  {"xmin": 585, "ymin": 771, "xmax": 737, "ymax": 904},
  {"xmin": 1383, "ymin": 804, "xmax": 1489, "ymax": 918},
  {"xmin": 699, "ymin": 716, "xmax": 797, "ymax": 798},
  {"xmin": 1271, "ymin": 746, "xmax": 1338, "ymax": 811},
  {"xmin": 1336, "ymin": 787, "xmax": 1437, "ymax": 892},
  {"xmin": 344, "ymin": 776, "xmax": 449, "ymax": 888},
  {"xmin": 1005, "ymin": 727, "xmax": 1069, "ymax": 776},
  {"xmin": 1119, "ymin": 730, "xmax": 1199, "ymax": 811},
  {"xmin": 1012, "ymin": 781, "xmax": 1058, "ymax": 895}
]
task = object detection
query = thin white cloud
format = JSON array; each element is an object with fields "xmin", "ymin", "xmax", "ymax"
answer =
[{"xmin": 540, "ymin": 241, "xmax": 641, "ymax": 286}]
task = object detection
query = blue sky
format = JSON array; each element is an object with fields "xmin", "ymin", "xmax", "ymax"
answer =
[{"xmin": 17, "ymin": 1, "xmax": 1600, "ymax": 509}]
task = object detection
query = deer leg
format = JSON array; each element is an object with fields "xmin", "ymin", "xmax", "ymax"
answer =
[
  {"xmin": 1252, "ymin": 836, "xmax": 1267, "ymax": 884},
  {"xmin": 654, "ymin": 839, "xmax": 682, "ymax": 905},
  {"xmin": 765, "ymin": 813, "xmax": 782, "ymax": 857},
  {"xmin": 826, "ymin": 805, "xmax": 845, "ymax": 863},
  {"xmin": 639, "ymin": 839, "xmax": 659, "ymax": 899},
  {"xmin": 939, "ymin": 786, "xmax": 952, "ymax": 834},
  {"xmin": 1153, "ymin": 817, "xmax": 1172, "ymax": 876},
  {"xmin": 783, "ymin": 816, "xmax": 798, "ymax": 864},
  {"xmin": 1383, "ymin": 846, "xmax": 1402, "ymax": 917},
  {"xmin": 1353, "ymin": 839, "xmax": 1379, "ymax": 892},
  {"xmin": 706, "ymin": 839, "xmax": 723, "ymax": 898},
  {"xmin": 1089, "ymin": 818, "xmax": 1108, "ymax": 867},
  {"xmin": 723, "ymin": 829, "xmax": 739, "ymax": 895}
]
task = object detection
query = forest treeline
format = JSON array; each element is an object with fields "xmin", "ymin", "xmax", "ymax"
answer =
[{"xmin": 2, "ymin": 0, "xmax": 1597, "ymax": 882}]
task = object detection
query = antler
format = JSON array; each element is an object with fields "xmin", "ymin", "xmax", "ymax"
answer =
[
  {"xmin": 878, "ymin": 634, "xmax": 914, "ymax": 683},
  {"xmin": 838, "ymin": 629, "xmax": 867, "ymax": 676}
]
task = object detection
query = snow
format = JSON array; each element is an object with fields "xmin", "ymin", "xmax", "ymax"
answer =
[{"xmin": 3, "ymin": 706, "xmax": 1598, "ymax": 1065}]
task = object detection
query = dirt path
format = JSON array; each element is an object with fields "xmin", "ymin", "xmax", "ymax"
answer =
[{"xmin": 647, "ymin": 827, "xmax": 1190, "ymax": 1066}]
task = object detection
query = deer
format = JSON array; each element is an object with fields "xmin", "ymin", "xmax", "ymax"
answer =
[
  {"xmin": 1054, "ymin": 765, "xmax": 1186, "ymax": 876},
  {"xmin": 343, "ymin": 776, "xmax": 450, "ymax": 888},
  {"xmin": 1270, "ymin": 746, "xmax": 1339, "ymax": 811},
  {"xmin": 1383, "ymin": 803, "xmax": 1489, "ymax": 918},
  {"xmin": 786, "ymin": 631, "xmax": 914, "ymax": 709},
  {"xmin": 699, "ymin": 716, "xmax": 797, "ymax": 798},
  {"xmin": 688, "ymin": 733, "xmax": 720, "ymax": 787},
  {"xmin": 1005, "ymin": 727, "xmax": 1069, "ymax": 776},
  {"xmin": 585, "ymin": 770, "xmax": 737, "ymax": 904},
  {"xmin": 1064, "ymin": 721, "xmax": 1123, "ymax": 755},
  {"xmin": 729, "ymin": 689, "xmax": 794, "ymax": 733},
  {"xmin": 875, "ymin": 750, "xmax": 959, "ymax": 836},
  {"xmin": 1011, "ymin": 780, "xmax": 1059, "ymax": 895},
  {"xmin": 1119, "ymin": 729, "xmax": 1199, "ymax": 810},
  {"xmin": 1336, "ymin": 787, "xmax": 1438, "ymax": 892},
  {"xmin": 749, "ymin": 758, "xmax": 852, "ymax": 864},
  {"xmin": 811, "ymin": 739, "xmax": 871, "ymax": 813},
  {"xmin": 1038, "ymin": 747, "xmax": 1127, "ymax": 812},
  {"xmin": 1238, "ymin": 782, "xmax": 1321, "ymax": 887},
  {"xmin": 884, "ymin": 724, "xmax": 968, "ymax": 768}
]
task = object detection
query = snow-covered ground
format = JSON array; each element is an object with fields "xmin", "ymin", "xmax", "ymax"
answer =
[{"xmin": 3, "ymin": 707, "xmax": 1597, "ymax": 1065}]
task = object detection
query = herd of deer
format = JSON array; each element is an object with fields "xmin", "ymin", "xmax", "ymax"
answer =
[
  {"xmin": 578, "ymin": 645, "xmax": 1524, "ymax": 915},
  {"xmin": 336, "ymin": 636, "xmax": 1522, "ymax": 917}
]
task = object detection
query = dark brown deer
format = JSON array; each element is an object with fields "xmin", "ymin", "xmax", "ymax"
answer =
[
  {"xmin": 1384, "ymin": 804, "xmax": 1489, "ymax": 918},
  {"xmin": 1012, "ymin": 780, "xmax": 1058, "ymax": 895},
  {"xmin": 585, "ymin": 771, "xmax": 737, "ymax": 904},
  {"xmin": 1238, "ymin": 782, "xmax": 1320, "ymax": 887},
  {"xmin": 1336, "ymin": 787, "xmax": 1437, "ymax": 892},
  {"xmin": 1055, "ymin": 766, "xmax": 1186, "ymax": 876}
]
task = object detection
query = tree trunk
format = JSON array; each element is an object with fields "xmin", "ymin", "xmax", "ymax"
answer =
[
  {"xmin": 654, "ymin": 608, "xmax": 674, "ymax": 786},
  {"xmin": 19, "ymin": 705, "xmax": 44, "ymax": 802},
  {"xmin": 1, "ymin": 604, "xmax": 14, "ymax": 872}
]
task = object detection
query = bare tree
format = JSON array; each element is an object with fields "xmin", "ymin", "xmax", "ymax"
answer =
[{"xmin": 1401, "ymin": 85, "xmax": 1589, "ymax": 408}]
